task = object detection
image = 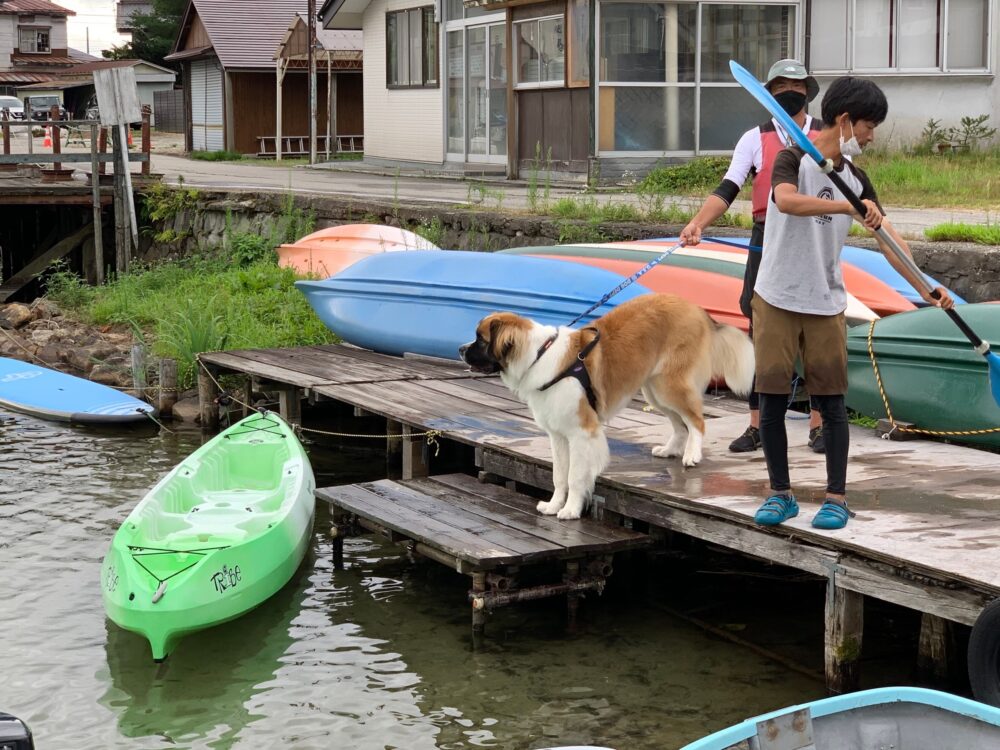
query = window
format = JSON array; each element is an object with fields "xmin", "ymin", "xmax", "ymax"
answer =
[
  {"xmin": 597, "ymin": 2, "xmax": 797, "ymax": 155},
  {"xmin": 18, "ymin": 27, "xmax": 50, "ymax": 54},
  {"xmin": 515, "ymin": 16, "xmax": 565, "ymax": 87},
  {"xmin": 810, "ymin": 0, "xmax": 991, "ymax": 73},
  {"xmin": 387, "ymin": 7, "xmax": 439, "ymax": 87}
]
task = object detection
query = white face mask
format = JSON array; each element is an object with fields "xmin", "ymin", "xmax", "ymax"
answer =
[{"xmin": 840, "ymin": 118, "xmax": 863, "ymax": 158}]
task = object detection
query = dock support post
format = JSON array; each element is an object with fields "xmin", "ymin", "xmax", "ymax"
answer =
[
  {"xmin": 918, "ymin": 612, "xmax": 955, "ymax": 683},
  {"xmin": 825, "ymin": 580, "xmax": 864, "ymax": 694},
  {"xmin": 158, "ymin": 358, "xmax": 178, "ymax": 417},
  {"xmin": 131, "ymin": 343, "xmax": 147, "ymax": 398},
  {"xmin": 402, "ymin": 424, "xmax": 429, "ymax": 480},
  {"xmin": 565, "ymin": 560, "xmax": 582, "ymax": 633},
  {"xmin": 472, "ymin": 571, "xmax": 487, "ymax": 636},
  {"xmin": 197, "ymin": 359, "xmax": 220, "ymax": 432},
  {"xmin": 331, "ymin": 524, "xmax": 345, "ymax": 570},
  {"xmin": 278, "ymin": 387, "xmax": 302, "ymax": 427}
]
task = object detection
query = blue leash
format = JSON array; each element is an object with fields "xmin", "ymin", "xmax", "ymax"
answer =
[
  {"xmin": 703, "ymin": 235, "xmax": 763, "ymax": 253},
  {"xmin": 565, "ymin": 242, "xmax": 684, "ymax": 328}
]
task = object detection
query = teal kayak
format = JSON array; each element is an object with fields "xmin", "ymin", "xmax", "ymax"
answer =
[
  {"xmin": 101, "ymin": 411, "xmax": 316, "ymax": 660},
  {"xmin": 847, "ymin": 303, "xmax": 1000, "ymax": 448}
]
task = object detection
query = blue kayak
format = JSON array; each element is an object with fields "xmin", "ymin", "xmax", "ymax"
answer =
[
  {"xmin": 671, "ymin": 235, "xmax": 967, "ymax": 307},
  {"xmin": 681, "ymin": 687, "xmax": 1000, "ymax": 750},
  {"xmin": 295, "ymin": 250, "xmax": 651, "ymax": 360},
  {"xmin": 0, "ymin": 357, "xmax": 156, "ymax": 424}
]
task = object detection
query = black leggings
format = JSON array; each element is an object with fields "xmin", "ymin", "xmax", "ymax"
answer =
[
  {"xmin": 759, "ymin": 392, "xmax": 849, "ymax": 496},
  {"xmin": 748, "ymin": 376, "xmax": 818, "ymax": 412}
]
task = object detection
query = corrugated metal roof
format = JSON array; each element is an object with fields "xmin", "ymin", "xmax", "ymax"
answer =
[
  {"xmin": 0, "ymin": 72, "xmax": 55, "ymax": 83},
  {"xmin": 192, "ymin": 0, "xmax": 306, "ymax": 69},
  {"xmin": 0, "ymin": 0, "xmax": 74, "ymax": 15}
]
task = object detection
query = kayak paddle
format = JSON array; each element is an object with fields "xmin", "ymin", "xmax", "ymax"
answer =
[{"xmin": 729, "ymin": 59, "xmax": 1000, "ymax": 408}]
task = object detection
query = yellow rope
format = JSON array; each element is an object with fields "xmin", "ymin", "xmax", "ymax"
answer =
[
  {"xmin": 866, "ymin": 320, "xmax": 1000, "ymax": 437},
  {"xmin": 195, "ymin": 355, "xmax": 442, "ymax": 455}
]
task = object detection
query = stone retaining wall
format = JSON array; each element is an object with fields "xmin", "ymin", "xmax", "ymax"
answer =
[{"xmin": 143, "ymin": 189, "xmax": 1000, "ymax": 303}]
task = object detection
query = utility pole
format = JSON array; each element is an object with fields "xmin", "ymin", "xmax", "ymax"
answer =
[{"xmin": 308, "ymin": 0, "xmax": 317, "ymax": 165}]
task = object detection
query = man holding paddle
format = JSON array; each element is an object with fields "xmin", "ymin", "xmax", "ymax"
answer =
[
  {"xmin": 681, "ymin": 59, "xmax": 826, "ymax": 455},
  {"xmin": 751, "ymin": 76, "xmax": 954, "ymax": 531}
]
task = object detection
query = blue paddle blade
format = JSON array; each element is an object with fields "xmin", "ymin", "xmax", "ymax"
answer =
[
  {"xmin": 728, "ymin": 60, "xmax": 826, "ymax": 165},
  {"xmin": 989, "ymin": 352, "xmax": 1000, "ymax": 406}
]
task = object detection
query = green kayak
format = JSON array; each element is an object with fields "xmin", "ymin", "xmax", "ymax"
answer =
[
  {"xmin": 847, "ymin": 303, "xmax": 1000, "ymax": 448},
  {"xmin": 101, "ymin": 411, "xmax": 316, "ymax": 660}
]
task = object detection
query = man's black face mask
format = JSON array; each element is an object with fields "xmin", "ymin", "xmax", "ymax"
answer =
[{"xmin": 774, "ymin": 90, "xmax": 807, "ymax": 117}]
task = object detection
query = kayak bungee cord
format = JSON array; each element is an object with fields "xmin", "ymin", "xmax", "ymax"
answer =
[
  {"xmin": 128, "ymin": 544, "xmax": 232, "ymax": 603},
  {"xmin": 866, "ymin": 320, "xmax": 1000, "ymax": 439}
]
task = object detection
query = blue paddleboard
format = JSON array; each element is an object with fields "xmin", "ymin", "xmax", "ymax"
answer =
[{"xmin": 0, "ymin": 357, "xmax": 156, "ymax": 424}]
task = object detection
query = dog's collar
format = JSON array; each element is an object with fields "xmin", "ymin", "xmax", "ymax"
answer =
[{"xmin": 531, "ymin": 332, "xmax": 560, "ymax": 368}]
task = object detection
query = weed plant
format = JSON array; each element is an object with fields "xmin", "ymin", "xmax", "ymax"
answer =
[{"xmin": 924, "ymin": 222, "xmax": 1000, "ymax": 245}]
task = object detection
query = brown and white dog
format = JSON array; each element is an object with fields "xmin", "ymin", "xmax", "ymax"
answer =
[{"xmin": 459, "ymin": 295, "xmax": 754, "ymax": 520}]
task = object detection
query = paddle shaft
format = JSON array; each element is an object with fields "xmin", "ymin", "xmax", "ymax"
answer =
[{"xmin": 821, "ymin": 166, "xmax": 986, "ymax": 351}]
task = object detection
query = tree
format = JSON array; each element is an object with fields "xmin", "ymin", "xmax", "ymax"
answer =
[{"xmin": 103, "ymin": 0, "xmax": 189, "ymax": 70}]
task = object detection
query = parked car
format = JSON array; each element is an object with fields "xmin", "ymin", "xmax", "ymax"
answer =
[
  {"xmin": 0, "ymin": 95, "xmax": 25, "ymax": 120},
  {"xmin": 27, "ymin": 95, "xmax": 67, "ymax": 121}
]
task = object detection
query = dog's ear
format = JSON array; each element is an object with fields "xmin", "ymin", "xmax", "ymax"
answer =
[{"xmin": 488, "ymin": 318, "xmax": 518, "ymax": 364}]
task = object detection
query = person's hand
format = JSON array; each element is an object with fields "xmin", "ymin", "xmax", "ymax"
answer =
[
  {"xmin": 855, "ymin": 199, "xmax": 883, "ymax": 230},
  {"xmin": 679, "ymin": 222, "xmax": 701, "ymax": 246},
  {"xmin": 923, "ymin": 285, "xmax": 955, "ymax": 310}
]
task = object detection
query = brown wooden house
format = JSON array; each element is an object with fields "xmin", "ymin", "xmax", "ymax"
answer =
[{"xmin": 166, "ymin": 0, "xmax": 363, "ymax": 157}]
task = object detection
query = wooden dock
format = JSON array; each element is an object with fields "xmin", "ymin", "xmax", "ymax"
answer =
[{"xmin": 198, "ymin": 343, "xmax": 1000, "ymax": 695}]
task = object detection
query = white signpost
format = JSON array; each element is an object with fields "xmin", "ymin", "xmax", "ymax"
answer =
[{"xmin": 93, "ymin": 67, "xmax": 142, "ymax": 253}]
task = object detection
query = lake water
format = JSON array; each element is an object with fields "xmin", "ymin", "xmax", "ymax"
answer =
[{"xmin": 0, "ymin": 412, "xmax": 833, "ymax": 749}]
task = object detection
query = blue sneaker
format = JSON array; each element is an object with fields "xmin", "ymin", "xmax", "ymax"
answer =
[
  {"xmin": 754, "ymin": 494, "xmax": 799, "ymax": 526},
  {"xmin": 812, "ymin": 499, "xmax": 856, "ymax": 530}
]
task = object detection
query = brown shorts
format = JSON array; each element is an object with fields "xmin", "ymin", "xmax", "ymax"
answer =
[{"xmin": 751, "ymin": 294, "xmax": 848, "ymax": 395}]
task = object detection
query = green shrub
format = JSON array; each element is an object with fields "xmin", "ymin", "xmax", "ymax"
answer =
[
  {"xmin": 637, "ymin": 157, "xmax": 732, "ymax": 195},
  {"xmin": 190, "ymin": 150, "xmax": 244, "ymax": 161}
]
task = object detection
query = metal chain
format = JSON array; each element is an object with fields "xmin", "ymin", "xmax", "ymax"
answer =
[{"xmin": 866, "ymin": 320, "xmax": 1000, "ymax": 437}]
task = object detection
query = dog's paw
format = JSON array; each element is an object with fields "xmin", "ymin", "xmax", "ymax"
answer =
[
  {"xmin": 536, "ymin": 500, "xmax": 560, "ymax": 515},
  {"xmin": 651, "ymin": 443, "xmax": 681, "ymax": 458},
  {"xmin": 556, "ymin": 505, "xmax": 583, "ymax": 520},
  {"xmin": 681, "ymin": 450, "xmax": 703, "ymax": 467}
]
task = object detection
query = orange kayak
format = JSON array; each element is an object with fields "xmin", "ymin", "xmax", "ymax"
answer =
[
  {"xmin": 277, "ymin": 224, "xmax": 437, "ymax": 278},
  {"xmin": 526, "ymin": 254, "xmax": 750, "ymax": 332},
  {"xmin": 636, "ymin": 239, "xmax": 916, "ymax": 318}
]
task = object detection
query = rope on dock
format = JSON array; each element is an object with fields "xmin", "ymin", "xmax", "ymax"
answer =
[
  {"xmin": 866, "ymin": 320, "xmax": 1000, "ymax": 437},
  {"xmin": 197, "ymin": 356, "xmax": 442, "ymax": 454}
]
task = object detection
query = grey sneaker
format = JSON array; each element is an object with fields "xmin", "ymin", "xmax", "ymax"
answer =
[
  {"xmin": 808, "ymin": 426, "xmax": 826, "ymax": 454},
  {"xmin": 729, "ymin": 426, "xmax": 761, "ymax": 453}
]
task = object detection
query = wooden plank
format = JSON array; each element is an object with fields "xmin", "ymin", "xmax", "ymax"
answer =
[
  {"xmin": 0, "ymin": 222, "xmax": 92, "ymax": 302},
  {"xmin": 197, "ymin": 347, "xmax": 420, "ymax": 387},
  {"xmin": 317, "ymin": 484, "xmax": 524, "ymax": 566},
  {"xmin": 401, "ymin": 425, "xmax": 428, "ymax": 480},
  {"xmin": 360, "ymin": 479, "xmax": 567, "ymax": 558},
  {"xmin": 420, "ymin": 474, "xmax": 649, "ymax": 550}
]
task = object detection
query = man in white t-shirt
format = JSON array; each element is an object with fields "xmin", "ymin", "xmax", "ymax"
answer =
[{"xmin": 681, "ymin": 59, "xmax": 825, "ymax": 455}]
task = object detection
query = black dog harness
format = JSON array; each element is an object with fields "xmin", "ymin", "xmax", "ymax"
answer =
[{"xmin": 537, "ymin": 327, "xmax": 601, "ymax": 413}]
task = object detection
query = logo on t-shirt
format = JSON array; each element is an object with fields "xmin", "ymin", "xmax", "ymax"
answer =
[{"xmin": 815, "ymin": 186, "xmax": 834, "ymax": 225}]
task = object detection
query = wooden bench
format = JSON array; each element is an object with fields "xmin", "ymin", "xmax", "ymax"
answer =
[{"xmin": 316, "ymin": 473, "xmax": 650, "ymax": 635}]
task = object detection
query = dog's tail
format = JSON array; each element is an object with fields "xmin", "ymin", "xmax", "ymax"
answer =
[{"xmin": 709, "ymin": 324, "xmax": 755, "ymax": 397}]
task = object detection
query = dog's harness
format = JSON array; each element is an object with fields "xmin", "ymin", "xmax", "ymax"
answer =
[{"xmin": 537, "ymin": 327, "xmax": 601, "ymax": 413}]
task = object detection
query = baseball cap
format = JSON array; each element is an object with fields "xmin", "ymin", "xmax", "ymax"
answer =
[{"xmin": 765, "ymin": 59, "xmax": 820, "ymax": 102}]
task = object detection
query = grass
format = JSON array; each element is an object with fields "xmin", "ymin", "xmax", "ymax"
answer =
[
  {"xmin": 45, "ymin": 247, "xmax": 332, "ymax": 389},
  {"xmin": 854, "ymin": 147, "xmax": 1000, "ymax": 209},
  {"xmin": 190, "ymin": 150, "xmax": 364, "ymax": 166},
  {"xmin": 924, "ymin": 221, "xmax": 1000, "ymax": 244}
]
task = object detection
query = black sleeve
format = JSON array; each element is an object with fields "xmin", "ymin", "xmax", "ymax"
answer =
[
  {"xmin": 771, "ymin": 147, "xmax": 803, "ymax": 189},
  {"xmin": 711, "ymin": 178, "xmax": 741, "ymax": 206}
]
